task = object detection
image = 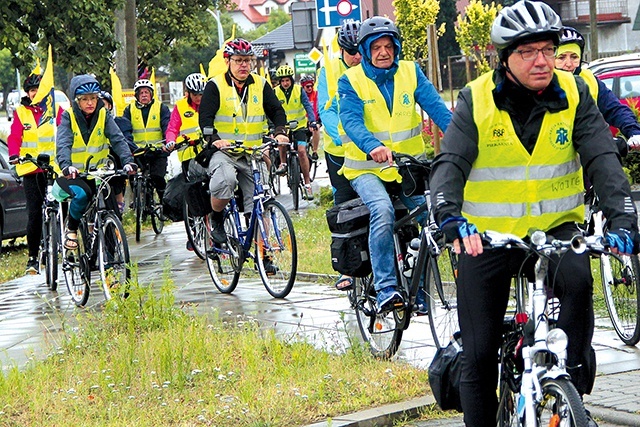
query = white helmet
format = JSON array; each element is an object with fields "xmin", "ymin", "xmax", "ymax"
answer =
[
  {"xmin": 184, "ymin": 73, "xmax": 206, "ymax": 94},
  {"xmin": 133, "ymin": 79, "xmax": 154, "ymax": 94},
  {"xmin": 491, "ymin": 0, "xmax": 562, "ymax": 52}
]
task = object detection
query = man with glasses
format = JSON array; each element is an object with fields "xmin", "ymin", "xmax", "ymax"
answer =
[
  {"xmin": 555, "ymin": 26, "xmax": 640, "ymax": 150},
  {"xmin": 199, "ymin": 38, "xmax": 288, "ymax": 244},
  {"xmin": 300, "ymin": 74, "xmax": 320, "ymax": 160},
  {"xmin": 429, "ymin": 2, "xmax": 639, "ymax": 425}
]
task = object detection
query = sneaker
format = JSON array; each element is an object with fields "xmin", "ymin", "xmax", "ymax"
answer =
[
  {"xmin": 25, "ymin": 257, "xmax": 39, "ymax": 275},
  {"xmin": 415, "ymin": 288, "xmax": 428, "ymax": 316},
  {"xmin": 210, "ymin": 218, "xmax": 227, "ymax": 244},
  {"xmin": 186, "ymin": 241, "xmax": 194, "ymax": 251},
  {"xmin": 376, "ymin": 286, "xmax": 404, "ymax": 313},
  {"xmin": 275, "ymin": 164, "xmax": 287, "ymax": 175},
  {"xmin": 311, "ymin": 151, "xmax": 319, "ymax": 161},
  {"xmin": 303, "ymin": 184, "xmax": 314, "ymax": 201}
]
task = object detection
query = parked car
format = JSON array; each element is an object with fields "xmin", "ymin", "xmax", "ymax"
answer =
[
  {"xmin": 5, "ymin": 90, "xmax": 23, "ymax": 122},
  {"xmin": 592, "ymin": 67, "xmax": 640, "ymax": 135},
  {"xmin": 54, "ymin": 90, "xmax": 70, "ymax": 111},
  {"xmin": 588, "ymin": 53, "xmax": 640, "ymax": 76},
  {"xmin": 0, "ymin": 137, "xmax": 27, "ymax": 246}
]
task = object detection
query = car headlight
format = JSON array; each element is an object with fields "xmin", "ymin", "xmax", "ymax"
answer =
[{"xmin": 546, "ymin": 328, "xmax": 568, "ymax": 354}]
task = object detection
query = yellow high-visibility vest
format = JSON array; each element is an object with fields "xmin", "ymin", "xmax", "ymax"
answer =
[
  {"xmin": 130, "ymin": 100, "xmax": 163, "ymax": 146},
  {"xmin": 68, "ymin": 108, "xmax": 110, "ymax": 172},
  {"xmin": 174, "ymin": 97, "xmax": 201, "ymax": 162},
  {"xmin": 15, "ymin": 106, "xmax": 56, "ymax": 176},
  {"xmin": 275, "ymin": 84, "xmax": 308, "ymax": 130},
  {"xmin": 321, "ymin": 58, "xmax": 351, "ymax": 157}
]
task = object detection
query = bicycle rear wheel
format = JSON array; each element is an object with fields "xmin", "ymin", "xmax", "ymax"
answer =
[
  {"xmin": 427, "ymin": 246, "xmax": 459, "ymax": 349},
  {"xmin": 99, "ymin": 212, "xmax": 131, "ymax": 300},
  {"xmin": 537, "ymin": 378, "xmax": 589, "ymax": 426},
  {"xmin": 205, "ymin": 211, "xmax": 241, "ymax": 293},
  {"xmin": 354, "ymin": 274, "xmax": 403, "ymax": 359},
  {"xmin": 183, "ymin": 199, "xmax": 206, "ymax": 260},
  {"xmin": 62, "ymin": 226, "xmax": 90, "ymax": 307},
  {"xmin": 308, "ymin": 152, "xmax": 317, "ymax": 182},
  {"xmin": 255, "ymin": 199, "xmax": 297, "ymax": 298},
  {"xmin": 150, "ymin": 188, "xmax": 165, "ymax": 235},
  {"xmin": 134, "ymin": 177, "xmax": 144, "ymax": 242},
  {"xmin": 42, "ymin": 208, "xmax": 61, "ymax": 291},
  {"xmin": 601, "ymin": 253, "xmax": 640, "ymax": 345},
  {"xmin": 269, "ymin": 151, "xmax": 281, "ymax": 196},
  {"xmin": 289, "ymin": 155, "xmax": 301, "ymax": 211}
]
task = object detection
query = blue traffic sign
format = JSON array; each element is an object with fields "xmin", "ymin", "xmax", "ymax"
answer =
[{"xmin": 316, "ymin": 0, "xmax": 361, "ymax": 28}]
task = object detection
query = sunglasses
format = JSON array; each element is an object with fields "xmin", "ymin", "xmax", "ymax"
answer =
[
  {"xmin": 304, "ymin": 85, "xmax": 313, "ymax": 89},
  {"xmin": 344, "ymin": 48, "xmax": 359, "ymax": 56}
]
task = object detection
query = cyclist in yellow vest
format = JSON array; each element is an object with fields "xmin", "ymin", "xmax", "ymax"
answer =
[
  {"xmin": 122, "ymin": 79, "xmax": 171, "ymax": 202},
  {"xmin": 54, "ymin": 75, "xmax": 137, "ymax": 252},
  {"xmin": 8, "ymin": 73, "xmax": 63, "ymax": 274},
  {"xmin": 338, "ymin": 16, "xmax": 452, "ymax": 312},
  {"xmin": 429, "ymin": 3, "xmax": 640, "ymax": 426},
  {"xmin": 198, "ymin": 38, "xmax": 288, "ymax": 244},
  {"xmin": 555, "ymin": 26, "xmax": 640, "ymax": 150},
  {"xmin": 274, "ymin": 64, "xmax": 318, "ymax": 200}
]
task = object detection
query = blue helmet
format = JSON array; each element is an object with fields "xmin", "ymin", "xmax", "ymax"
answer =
[{"xmin": 75, "ymin": 81, "xmax": 101, "ymax": 97}]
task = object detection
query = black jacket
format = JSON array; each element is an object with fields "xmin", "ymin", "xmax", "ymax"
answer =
[{"xmin": 430, "ymin": 67, "xmax": 638, "ymax": 232}]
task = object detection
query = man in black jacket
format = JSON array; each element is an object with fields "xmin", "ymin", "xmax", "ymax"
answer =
[{"xmin": 429, "ymin": 2, "xmax": 640, "ymax": 426}]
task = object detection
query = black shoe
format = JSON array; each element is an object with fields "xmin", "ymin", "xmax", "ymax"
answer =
[
  {"xmin": 263, "ymin": 256, "xmax": 279, "ymax": 275},
  {"xmin": 25, "ymin": 257, "xmax": 39, "ymax": 275},
  {"xmin": 585, "ymin": 409, "xmax": 599, "ymax": 427},
  {"xmin": 210, "ymin": 218, "xmax": 227, "ymax": 244},
  {"xmin": 311, "ymin": 152, "xmax": 318, "ymax": 161}
]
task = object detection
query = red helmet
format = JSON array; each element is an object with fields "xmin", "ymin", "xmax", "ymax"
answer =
[{"xmin": 223, "ymin": 38, "xmax": 254, "ymax": 58}]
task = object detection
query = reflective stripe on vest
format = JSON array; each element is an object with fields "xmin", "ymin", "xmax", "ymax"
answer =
[
  {"xmin": 68, "ymin": 108, "xmax": 110, "ymax": 171},
  {"xmin": 212, "ymin": 73, "xmax": 267, "ymax": 147},
  {"xmin": 15, "ymin": 106, "xmax": 56, "ymax": 176},
  {"xmin": 130, "ymin": 100, "xmax": 163, "ymax": 145},
  {"xmin": 463, "ymin": 70, "xmax": 584, "ymax": 237},
  {"xmin": 275, "ymin": 84, "xmax": 308, "ymax": 130},
  {"xmin": 579, "ymin": 68, "xmax": 599, "ymax": 102},
  {"xmin": 341, "ymin": 61, "xmax": 424, "ymax": 182},
  {"xmin": 175, "ymin": 97, "xmax": 201, "ymax": 162}
]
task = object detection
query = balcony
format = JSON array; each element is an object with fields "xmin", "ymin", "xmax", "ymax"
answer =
[{"xmin": 548, "ymin": 0, "xmax": 630, "ymax": 25}]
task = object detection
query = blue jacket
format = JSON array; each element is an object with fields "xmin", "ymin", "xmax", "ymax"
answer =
[
  {"xmin": 317, "ymin": 63, "xmax": 342, "ymax": 145},
  {"xmin": 337, "ymin": 34, "xmax": 452, "ymax": 155}
]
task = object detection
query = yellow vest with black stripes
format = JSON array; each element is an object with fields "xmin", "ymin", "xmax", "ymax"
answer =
[
  {"xmin": 130, "ymin": 100, "xmax": 163, "ymax": 146},
  {"xmin": 174, "ymin": 97, "xmax": 201, "ymax": 162},
  {"xmin": 321, "ymin": 58, "xmax": 351, "ymax": 157},
  {"xmin": 212, "ymin": 73, "xmax": 267, "ymax": 147},
  {"xmin": 15, "ymin": 106, "xmax": 56, "ymax": 176},
  {"xmin": 275, "ymin": 84, "xmax": 308, "ymax": 130},
  {"xmin": 68, "ymin": 108, "xmax": 110, "ymax": 172},
  {"xmin": 341, "ymin": 61, "xmax": 424, "ymax": 182},
  {"xmin": 463, "ymin": 70, "xmax": 584, "ymax": 237}
]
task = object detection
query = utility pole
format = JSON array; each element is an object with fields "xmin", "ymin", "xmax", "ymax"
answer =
[
  {"xmin": 589, "ymin": 0, "xmax": 598, "ymax": 60},
  {"xmin": 115, "ymin": 0, "xmax": 138, "ymax": 88}
]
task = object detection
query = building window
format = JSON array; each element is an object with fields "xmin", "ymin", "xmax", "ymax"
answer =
[{"xmin": 265, "ymin": 7, "xmax": 271, "ymax": 15}]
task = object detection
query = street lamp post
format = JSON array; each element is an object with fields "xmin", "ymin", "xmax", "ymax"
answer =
[{"xmin": 207, "ymin": 9, "xmax": 225, "ymax": 49}]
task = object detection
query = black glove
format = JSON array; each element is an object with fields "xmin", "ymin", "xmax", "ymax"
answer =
[
  {"xmin": 308, "ymin": 121, "xmax": 318, "ymax": 131},
  {"xmin": 9, "ymin": 155, "xmax": 19, "ymax": 165},
  {"xmin": 440, "ymin": 216, "xmax": 479, "ymax": 244},
  {"xmin": 606, "ymin": 228, "xmax": 640, "ymax": 254}
]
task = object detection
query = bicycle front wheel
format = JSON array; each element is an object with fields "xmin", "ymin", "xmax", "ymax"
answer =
[
  {"xmin": 99, "ymin": 212, "xmax": 131, "ymax": 300},
  {"xmin": 134, "ymin": 177, "xmax": 144, "ymax": 242},
  {"xmin": 205, "ymin": 211, "xmax": 241, "ymax": 293},
  {"xmin": 269, "ymin": 151, "xmax": 281, "ymax": 196},
  {"xmin": 308, "ymin": 152, "xmax": 317, "ymax": 182},
  {"xmin": 354, "ymin": 274, "xmax": 403, "ymax": 359},
  {"xmin": 150, "ymin": 188, "xmax": 165, "ymax": 235},
  {"xmin": 42, "ymin": 208, "xmax": 61, "ymax": 291},
  {"xmin": 289, "ymin": 155, "xmax": 301, "ymax": 211},
  {"xmin": 183, "ymin": 199, "xmax": 206, "ymax": 260},
  {"xmin": 601, "ymin": 253, "xmax": 640, "ymax": 345},
  {"xmin": 427, "ymin": 246, "xmax": 459, "ymax": 349},
  {"xmin": 255, "ymin": 199, "xmax": 297, "ymax": 298},
  {"xmin": 536, "ymin": 378, "xmax": 589, "ymax": 426},
  {"xmin": 62, "ymin": 226, "xmax": 90, "ymax": 307}
]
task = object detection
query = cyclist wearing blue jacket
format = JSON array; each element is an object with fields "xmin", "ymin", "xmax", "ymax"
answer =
[
  {"xmin": 555, "ymin": 26, "xmax": 640, "ymax": 150},
  {"xmin": 338, "ymin": 16, "xmax": 452, "ymax": 313}
]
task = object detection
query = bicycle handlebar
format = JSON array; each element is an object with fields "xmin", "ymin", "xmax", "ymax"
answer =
[
  {"xmin": 482, "ymin": 229, "xmax": 608, "ymax": 256},
  {"xmin": 17, "ymin": 154, "xmax": 57, "ymax": 176}
]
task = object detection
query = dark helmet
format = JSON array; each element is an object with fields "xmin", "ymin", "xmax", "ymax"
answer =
[
  {"xmin": 491, "ymin": 0, "xmax": 562, "ymax": 54},
  {"xmin": 99, "ymin": 90, "xmax": 114, "ymax": 106},
  {"xmin": 358, "ymin": 16, "xmax": 400, "ymax": 45},
  {"xmin": 223, "ymin": 38, "xmax": 254, "ymax": 58},
  {"xmin": 338, "ymin": 19, "xmax": 361, "ymax": 52},
  {"xmin": 23, "ymin": 74, "xmax": 43, "ymax": 91},
  {"xmin": 559, "ymin": 26, "xmax": 585, "ymax": 54}
]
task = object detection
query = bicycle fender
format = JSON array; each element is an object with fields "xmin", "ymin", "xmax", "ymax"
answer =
[{"xmin": 539, "ymin": 367, "xmax": 570, "ymax": 382}]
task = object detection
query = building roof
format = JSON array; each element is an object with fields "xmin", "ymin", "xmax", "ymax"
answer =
[
  {"xmin": 252, "ymin": 20, "xmax": 295, "ymax": 50},
  {"xmin": 230, "ymin": 0, "xmax": 289, "ymax": 26}
]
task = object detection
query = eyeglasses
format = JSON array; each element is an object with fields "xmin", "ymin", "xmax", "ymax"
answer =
[
  {"xmin": 230, "ymin": 57, "xmax": 255, "ymax": 66},
  {"xmin": 76, "ymin": 94, "xmax": 98, "ymax": 103},
  {"xmin": 514, "ymin": 46, "xmax": 557, "ymax": 61}
]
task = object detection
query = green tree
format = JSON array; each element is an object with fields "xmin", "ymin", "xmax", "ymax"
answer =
[
  {"xmin": 393, "ymin": 0, "xmax": 441, "ymax": 61},
  {"xmin": 436, "ymin": 0, "xmax": 461, "ymax": 64},
  {"xmin": 455, "ymin": 0, "xmax": 500, "ymax": 77}
]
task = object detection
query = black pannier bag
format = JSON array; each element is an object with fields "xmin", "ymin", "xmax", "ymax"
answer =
[
  {"xmin": 326, "ymin": 198, "xmax": 372, "ymax": 277},
  {"xmin": 185, "ymin": 179, "xmax": 213, "ymax": 217},
  {"xmin": 428, "ymin": 331, "xmax": 463, "ymax": 412},
  {"xmin": 162, "ymin": 173, "xmax": 189, "ymax": 222}
]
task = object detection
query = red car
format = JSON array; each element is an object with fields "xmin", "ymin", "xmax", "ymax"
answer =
[{"xmin": 593, "ymin": 67, "xmax": 640, "ymax": 136}]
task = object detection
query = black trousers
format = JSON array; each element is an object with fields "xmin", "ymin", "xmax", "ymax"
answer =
[
  {"xmin": 457, "ymin": 223, "xmax": 596, "ymax": 427},
  {"xmin": 325, "ymin": 152, "xmax": 358, "ymax": 205},
  {"xmin": 23, "ymin": 173, "xmax": 47, "ymax": 258}
]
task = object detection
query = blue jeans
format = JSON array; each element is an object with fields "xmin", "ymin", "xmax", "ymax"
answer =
[{"xmin": 350, "ymin": 173, "xmax": 425, "ymax": 292}]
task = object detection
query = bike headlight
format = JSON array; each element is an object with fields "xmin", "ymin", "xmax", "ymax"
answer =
[{"xmin": 546, "ymin": 328, "xmax": 568, "ymax": 354}]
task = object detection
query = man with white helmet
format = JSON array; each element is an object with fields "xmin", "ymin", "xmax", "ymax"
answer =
[
  {"xmin": 123, "ymin": 78, "xmax": 171, "ymax": 202},
  {"xmin": 429, "ymin": 2, "xmax": 639, "ymax": 425}
]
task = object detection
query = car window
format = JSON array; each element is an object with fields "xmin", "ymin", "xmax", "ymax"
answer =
[
  {"xmin": 600, "ymin": 77, "xmax": 614, "ymax": 92},
  {"xmin": 619, "ymin": 76, "xmax": 640, "ymax": 100},
  {"xmin": 0, "ymin": 140, "xmax": 9, "ymax": 166}
]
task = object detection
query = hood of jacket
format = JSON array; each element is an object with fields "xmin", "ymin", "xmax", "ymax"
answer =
[{"xmin": 359, "ymin": 33, "xmax": 402, "ymax": 85}]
